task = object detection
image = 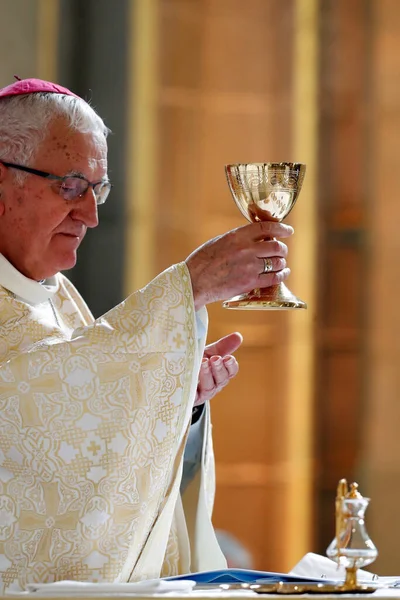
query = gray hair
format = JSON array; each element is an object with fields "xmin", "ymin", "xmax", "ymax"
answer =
[{"xmin": 0, "ymin": 92, "xmax": 109, "ymax": 182}]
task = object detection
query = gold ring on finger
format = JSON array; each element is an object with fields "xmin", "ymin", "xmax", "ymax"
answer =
[{"xmin": 262, "ymin": 257, "xmax": 274, "ymax": 274}]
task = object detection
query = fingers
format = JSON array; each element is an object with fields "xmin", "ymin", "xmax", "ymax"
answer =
[
  {"xmin": 256, "ymin": 239, "xmax": 288, "ymax": 258},
  {"xmin": 242, "ymin": 221, "xmax": 294, "ymax": 241},
  {"xmin": 258, "ymin": 267, "xmax": 291, "ymax": 286},
  {"xmin": 197, "ymin": 358, "xmax": 215, "ymax": 393},
  {"xmin": 203, "ymin": 332, "xmax": 243, "ymax": 359},
  {"xmin": 255, "ymin": 239, "xmax": 288, "ymax": 280},
  {"xmin": 195, "ymin": 355, "xmax": 239, "ymax": 406},
  {"xmin": 210, "ymin": 356, "xmax": 232, "ymax": 386},
  {"xmin": 221, "ymin": 355, "xmax": 239, "ymax": 378},
  {"xmin": 185, "ymin": 220, "xmax": 295, "ymax": 310},
  {"xmin": 208, "ymin": 355, "xmax": 239, "ymax": 387},
  {"xmin": 258, "ymin": 256, "xmax": 287, "ymax": 273}
]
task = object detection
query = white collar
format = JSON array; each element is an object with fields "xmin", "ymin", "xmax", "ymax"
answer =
[{"xmin": 0, "ymin": 254, "xmax": 59, "ymax": 304}]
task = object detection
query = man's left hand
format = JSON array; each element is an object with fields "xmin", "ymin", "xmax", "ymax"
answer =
[{"xmin": 194, "ymin": 332, "xmax": 243, "ymax": 407}]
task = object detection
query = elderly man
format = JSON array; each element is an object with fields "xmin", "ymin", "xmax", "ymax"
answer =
[{"xmin": 0, "ymin": 79, "xmax": 292, "ymax": 592}]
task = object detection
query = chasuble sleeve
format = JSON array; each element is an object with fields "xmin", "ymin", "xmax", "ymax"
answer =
[
  {"xmin": 0, "ymin": 263, "xmax": 206, "ymax": 592},
  {"xmin": 160, "ymin": 399, "xmax": 227, "ymax": 577}
]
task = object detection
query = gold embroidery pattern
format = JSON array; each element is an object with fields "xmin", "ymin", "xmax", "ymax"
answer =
[{"xmin": 0, "ymin": 263, "xmax": 197, "ymax": 592}]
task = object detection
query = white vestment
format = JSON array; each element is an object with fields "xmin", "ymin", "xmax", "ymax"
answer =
[{"xmin": 0, "ymin": 255, "xmax": 226, "ymax": 593}]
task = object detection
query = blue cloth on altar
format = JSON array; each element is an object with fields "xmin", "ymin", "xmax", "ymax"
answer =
[{"xmin": 166, "ymin": 568, "xmax": 339, "ymax": 584}]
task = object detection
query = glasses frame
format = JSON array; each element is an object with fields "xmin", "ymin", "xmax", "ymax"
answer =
[{"xmin": 0, "ymin": 160, "xmax": 112, "ymax": 205}]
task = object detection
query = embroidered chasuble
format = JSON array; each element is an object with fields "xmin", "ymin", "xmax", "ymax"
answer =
[{"xmin": 0, "ymin": 255, "xmax": 226, "ymax": 593}]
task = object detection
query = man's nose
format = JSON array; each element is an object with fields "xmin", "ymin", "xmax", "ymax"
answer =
[{"xmin": 72, "ymin": 188, "xmax": 99, "ymax": 228}]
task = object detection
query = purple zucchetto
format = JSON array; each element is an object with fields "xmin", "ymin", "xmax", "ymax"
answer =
[{"xmin": 0, "ymin": 77, "xmax": 80, "ymax": 99}]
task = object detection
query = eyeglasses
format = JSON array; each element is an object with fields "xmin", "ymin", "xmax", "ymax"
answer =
[{"xmin": 0, "ymin": 161, "xmax": 112, "ymax": 205}]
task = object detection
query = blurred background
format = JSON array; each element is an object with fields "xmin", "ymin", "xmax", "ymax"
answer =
[{"xmin": 1, "ymin": 0, "xmax": 399, "ymax": 575}]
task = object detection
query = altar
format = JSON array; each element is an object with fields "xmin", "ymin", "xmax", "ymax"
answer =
[{"xmin": 6, "ymin": 589, "xmax": 400, "ymax": 600}]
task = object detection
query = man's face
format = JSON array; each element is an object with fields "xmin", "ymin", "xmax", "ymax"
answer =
[{"xmin": 0, "ymin": 116, "xmax": 108, "ymax": 280}]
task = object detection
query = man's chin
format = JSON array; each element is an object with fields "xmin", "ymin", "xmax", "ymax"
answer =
[
  {"xmin": 58, "ymin": 251, "xmax": 78, "ymax": 273},
  {"xmin": 14, "ymin": 244, "xmax": 80, "ymax": 280},
  {"xmin": 49, "ymin": 249, "xmax": 78, "ymax": 276}
]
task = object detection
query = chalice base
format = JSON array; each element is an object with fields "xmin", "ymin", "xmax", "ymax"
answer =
[{"xmin": 223, "ymin": 282, "xmax": 307, "ymax": 310}]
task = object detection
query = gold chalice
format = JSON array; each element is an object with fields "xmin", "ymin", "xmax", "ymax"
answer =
[{"xmin": 223, "ymin": 162, "xmax": 307, "ymax": 310}]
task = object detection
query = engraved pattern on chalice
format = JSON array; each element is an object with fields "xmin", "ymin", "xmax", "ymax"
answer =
[{"xmin": 224, "ymin": 162, "xmax": 307, "ymax": 310}]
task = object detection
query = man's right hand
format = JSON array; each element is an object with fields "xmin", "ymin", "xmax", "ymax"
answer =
[{"xmin": 185, "ymin": 221, "xmax": 294, "ymax": 310}]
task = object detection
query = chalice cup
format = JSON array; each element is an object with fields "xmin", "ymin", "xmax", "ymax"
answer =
[{"xmin": 223, "ymin": 162, "xmax": 307, "ymax": 310}]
